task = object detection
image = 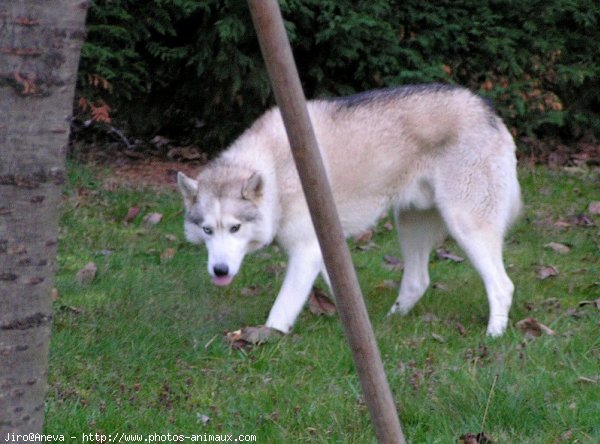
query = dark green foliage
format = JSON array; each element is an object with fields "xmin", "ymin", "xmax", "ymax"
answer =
[{"xmin": 78, "ymin": 0, "xmax": 600, "ymax": 153}]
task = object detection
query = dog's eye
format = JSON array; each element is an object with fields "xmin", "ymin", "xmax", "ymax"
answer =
[
  {"xmin": 202, "ymin": 226, "xmax": 213, "ymax": 235},
  {"xmin": 230, "ymin": 224, "xmax": 241, "ymax": 233}
]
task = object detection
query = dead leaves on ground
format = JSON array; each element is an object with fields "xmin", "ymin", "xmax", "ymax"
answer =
[
  {"xmin": 72, "ymin": 207, "xmax": 173, "ymax": 284},
  {"xmin": 544, "ymin": 242, "xmax": 571, "ymax": 254},
  {"xmin": 123, "ymin": 206, "xmax": 140, "ymax": 224},
  {"xmin": 533, "ymin": 201, "xmax": 599, "ymax": 290},
  {"xmin": 578, "ymin": 298, "xmax": 600, "ymax": 310},
  {"xmin": 224, "ymin": 287, "xmax": 334, "ymax": 351},
  {"xmin": 536, "ymin": 265, "xmax": 560, "ymax": 280},
  {"xmin": 550, "ymin": 213, "xmax": 595, "ymax": 229},
  {"xmin": 122, "ymin": 209, "xmax": 176, "ymax": 261},
  {"xmin": 459, "ymin": 432, "xmax": 494, "ymax": 444},
  {"xmin": 518, "ymin": 296, "xmax": 599, "ymax": 338},
  {"xmin": 576, "ymin": 375, "xmax": 600, "ymax": 385},
  {"xmin": 382, "ymin": 254, "xmax": 404, "ymax": 272},
  {"xmin": 395, "ymin": 356, "xmax": 436, "ymax": 393},
  {"xmin": 167, "ymin": 146, "xmax": 207, "ymax": 162},
  {"xmin": 307, "ymin": 287, "xmax": 337, "ymax": 317},
  {"xmin": 536, "ymin": 195, "xmax": 597, "ymax": 231},
  {"xmin": 515, "ymin": 317, "xmax": 555, "ymax": 337},
  {"xmin": 435, "ymin": 248, "xmax": 465, "ymax": 263},
  {"xmin": 353, "ymin": 229, "xmax": 376, "ymax": 251},
  {"xmin": 122, "ymin": 207, "xmax": 164, "ymax": 228},
  {"xmin": 76, "ymin": 262, "xmax": 97, "ymax": 285},
  {"xmin": 160, "ymin": 248, "xmax": 176, "ymax": 262},
  {"xmin": 143, "ymin": 212, "xmax": 163, "ymax": 227},
  {"xmin": 240, "ymin": 285, "xmax": 262, "ymax": 297}
]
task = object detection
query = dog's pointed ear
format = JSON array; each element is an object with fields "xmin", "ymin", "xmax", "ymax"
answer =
[
  {"xmin": 177, "ymin": 172, "xmax": 198, "ymax": 208},
  {"xmin": 241, "ymin": 172, "xmax": 263, "ymax": 202}
]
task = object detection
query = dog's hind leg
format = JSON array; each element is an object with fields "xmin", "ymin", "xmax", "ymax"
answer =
[
  {"xmin": 265, "ymin": 242, "xmax": 323, "ymax": 333},
  {"xmin": 388, "ymin": 209, "xmax": 447, "ymax": 316},
  {"xmin": 439, "ymin": 208, "xmax": 514, "ymax": 337}
]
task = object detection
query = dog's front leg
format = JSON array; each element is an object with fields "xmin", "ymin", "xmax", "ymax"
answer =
[{"xmin": 265, "ymin": 243, "xmax": 322, "ymax": 333}]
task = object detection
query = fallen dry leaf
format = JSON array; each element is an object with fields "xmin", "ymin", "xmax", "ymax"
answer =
[
  {"xmin": 123, "ymin": 206, "xmax": 140, "ymax": 224},
  {"xmin": 588, "ymin": 201, "xmax": 600, "ymax": 215},
  {"xmin": 165, "ymin": 234, "xmax": 178, "ymax": 242},
  {"xmin": 76, "ymin": 262, "xmax": 97, "ymax": 285},
  {"xmin": 51, "ymin": 287, "xmax": 59, "ymax": 301},
  {"xmin": 356, "ymin": 240, "xmax": 379, "ymax": 251},
  {"xmin": 240, "ymin": 285, "xmax": 261, "ymax": 297},
  {"xmin": 167, "ymin": 147, "xmax": 204, "ymax": 161},
  {"xmin": 266, "ymin": 262, "xmax": 286, "ymax": 279},
  {"xmin": 544, "ymin": 242, "xmax": 571, "ymax": 254},
  {"xmin": 308, "ymin": 287, "xmax": 337, "ymax": 316},
  {"xmin": 382, "ymin": 254, "xmax": 404, "ymax": 271},
  {"xmin": 463, "ymin": 345, "xmax": 490, "ymax": 364},
  {"xmin": 516, "ymin": 317, "xmax": 555, "ymax": 337},
  {"xmin": 536, "ymin": 265, "xmax": 559, "ymax": 280},
  {"xmin": 160, "ymin": 248, "xmax": 176, "ymax": 261},
  {"xmin": 459, "ymin": 432, "xmax": 494, "ymax": 444},
  {"xmin": 576, "ymin": 375, "xmax": 599, "ymax": 384},
  {"xmin": 375, "ymin": 279, "xmax": 399, "ymax": 290},
  {"xmin": 57, "ymin": 305, "xmax": 83, "ymax": 315},
  {"xmin": 557, "ymin": 430, "xmax": 574, "ymax": 442},
  {"xmin": 225, "ymin": 326, "xmax": 280, "ymax": 350},
  {"xmin": 526, "ymin": 297, "xmax": 564, "ymax": 314},
  {"xmin": 383, "ymin": 221, "xmax": 394, "ymax": 231},
  {"xmin": 553, "ymin": 219, "xmax": 572, "ymax": 228},
  {"xmin": 436, "ymin": 248, "xmax": 464, "ymax": 262},
  {"xmin": 420, "ymin": 313, "xmax": 439, "ymax": 322},
  {"xmin": 143, "ymin": 212, "xmax": 163, "ymax": 226},
  {"xmin": 533, "ymin": 297, "xmax": 562, "ymax": 312},
  {"xmin": 567, "ymin": 214, "xmax": 594, "ymax": 227},
  {"xmin": 151, "ymin": 135, "xmax": 170, "ymax": 148},
  {"xmin": 354, "ymin": 229, "xmax": 378, "ymax": 251},
  {"xmin": 431, "ymin": 332, "xmax": 446, "ymax": 343},
  {"xmin": 566, "ymin": 307, "xmax": 587, "ymax": 319},
  {"xmin": 579, "ymin": 298, "xmax": 600, "ymax": 309},
  {"xmin": 354, "ymin": 229, "xmax": 373, "ymax": 244}
]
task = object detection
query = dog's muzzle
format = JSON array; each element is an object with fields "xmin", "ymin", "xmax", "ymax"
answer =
[{"xmin": 212, "ymin": 263, "xmax": 233, "ymax": 286}]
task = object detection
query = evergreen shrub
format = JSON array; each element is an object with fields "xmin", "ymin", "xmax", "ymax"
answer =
[{"xmin": 77, "ymin": 0, "xmax": 600, "ymax": 154}]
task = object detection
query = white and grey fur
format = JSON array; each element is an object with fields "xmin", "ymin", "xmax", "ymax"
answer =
[{"xmin": 178, "ymin": 84, "xmax": 522, "ymax": 337}]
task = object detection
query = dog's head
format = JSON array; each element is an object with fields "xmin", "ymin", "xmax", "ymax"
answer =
[{"xmin": 177, "ymin": 169, "xmax": 264, "ymax": 286}]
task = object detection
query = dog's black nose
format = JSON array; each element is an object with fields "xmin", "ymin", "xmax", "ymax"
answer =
[{"xmin": 213, "ymin": 263, "xmax": 229, "ymax": 277}]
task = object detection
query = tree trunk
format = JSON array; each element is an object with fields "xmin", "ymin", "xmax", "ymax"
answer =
[{"xmin": 0, "ymin": 1, "xmax": 87, "ymax": 434}]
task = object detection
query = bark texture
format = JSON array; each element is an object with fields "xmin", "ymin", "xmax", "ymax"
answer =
[{"xmin": 0, "ymin": 1, "xmax": 87, "ymax": 433}]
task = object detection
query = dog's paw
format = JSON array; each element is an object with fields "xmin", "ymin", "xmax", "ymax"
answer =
[
  {"xmin": 486, "ymin": 316, "xmax": 508, "ymax": 337},
  {"xmin": 387, "ymin": 301, "xmax": 412, "ymax": 317}
]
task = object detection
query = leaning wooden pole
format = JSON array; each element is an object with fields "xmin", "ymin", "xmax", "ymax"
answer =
[{"xmin": 247, "ymin": 2, "xmax": 406, "ymax": 443}]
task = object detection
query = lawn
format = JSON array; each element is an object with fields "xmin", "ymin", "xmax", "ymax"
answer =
[{"xmin": 45, "ymin": 163, "xmax": 599, "ymax": 443}]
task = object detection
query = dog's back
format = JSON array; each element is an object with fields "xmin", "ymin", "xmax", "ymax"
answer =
[{"xmin": 303, "ymin": 85, "xmax": 520, "ymax": 235}]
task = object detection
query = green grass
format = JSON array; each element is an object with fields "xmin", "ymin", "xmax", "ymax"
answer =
[{"xmin": 46, "ymin": 164, "xmax": 599, "ymax": 443}]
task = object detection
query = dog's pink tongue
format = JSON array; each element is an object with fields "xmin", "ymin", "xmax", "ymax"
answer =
[{"xmin": 212, "ymin": 275, "xmax": 233, "ymax": 286}]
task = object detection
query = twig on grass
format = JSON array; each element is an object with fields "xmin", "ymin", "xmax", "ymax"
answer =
[{"xmin": 480, "ymin": 374, "xmax": 499, "ymax": 434}]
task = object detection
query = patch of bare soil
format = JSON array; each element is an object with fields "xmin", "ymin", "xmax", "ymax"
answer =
[
  {"xmin": 70, "ymin": 137, "xmax": 208, "ymax": 190},
  {"xmin": 101, "ymin": 159, "xmax": 204, "ymax": 191}
]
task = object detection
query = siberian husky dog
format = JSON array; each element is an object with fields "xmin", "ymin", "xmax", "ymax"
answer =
[{"xmin": 177, "ymin": 84, "xmax": 521, "ymax": 337}]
